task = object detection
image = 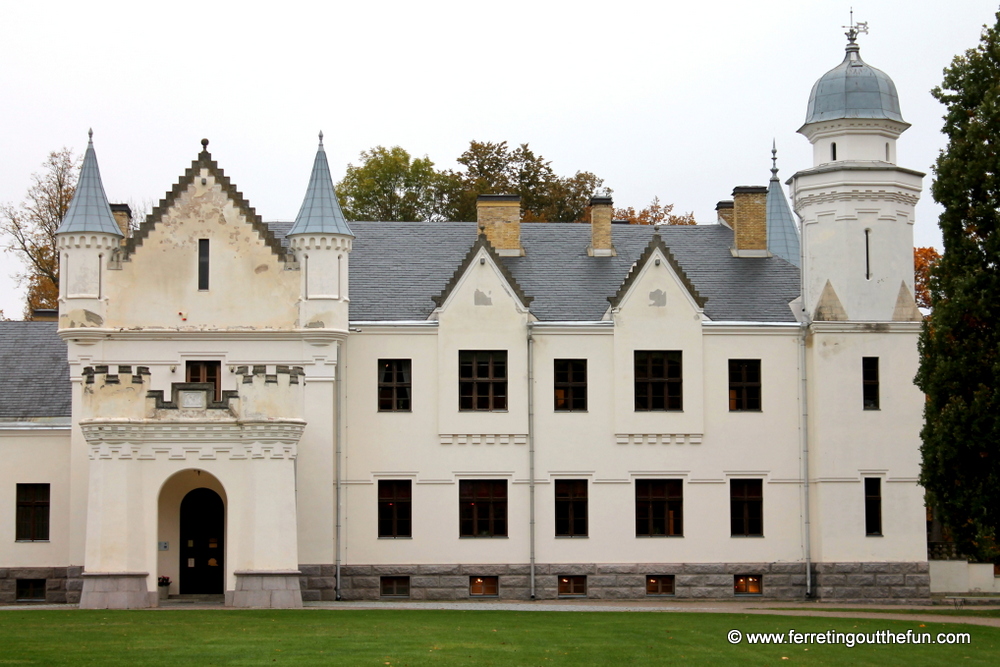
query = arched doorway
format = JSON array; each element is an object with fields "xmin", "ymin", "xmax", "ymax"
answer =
[{"xmin": 179, "ymin": 487, "xmax": 225, "ymax": 594}]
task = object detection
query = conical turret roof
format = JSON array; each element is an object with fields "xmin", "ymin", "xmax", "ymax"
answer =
[
  {"xmin": 56, "ymin": 130, "xmax": 123, "ymax": 237},
  {"xmin": 287, "ymin": 133, "xmax": 353, "ymax": 237},
  {"xmin": 766, "ymin": 143, "xmax": 800, "ymax": 267}
]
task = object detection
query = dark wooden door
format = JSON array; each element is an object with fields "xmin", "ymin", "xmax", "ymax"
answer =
[{"xmin": 179, "ymin": 487, "xmax": 225, "ymax": 594}]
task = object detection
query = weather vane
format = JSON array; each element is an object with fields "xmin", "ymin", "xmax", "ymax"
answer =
[{"xmin": 843, "ymin": 8, "xmax": 869, "ymax": 44}]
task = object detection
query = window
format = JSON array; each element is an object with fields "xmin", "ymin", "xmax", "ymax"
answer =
[
  {"xmin": 380, "ymin": 576, "xmax": 409, "ymax": 597},
  {"xmin": 459, "ymin": 351, "xmax": 507, "ymax": 411},
  {"xmin": 558, "ymin": 575, "xmax": 586, "ymax": 597},
  {"xmin": 734, "ymin": 574, "xmax": 762, "ymax": 595},
  {"xmin": 864, "ymin": 229, "xmax": 872, "ymax": 280},
  {"xmin": 831, "ymin": 142, "xmax": 837, "ymax": 161},
  {"xmin": 634, "ymin": 351, "xmax": 682, "ymax": 411},
  {"xmin": 469, "ymin": 576, "xmax": 499, "ymax": 597},
  {"xmin": 863, "ymin": 357, "xmax": 879, "ymax": 410},
  {"xmin": 198, "ymin": 239, "xmax": 210, "ymax": 290},
  {"xmin": 731, "ymin": 479, "xmax": 763, "ymax": 537},
  {"xmin": 728, "ymin": 359, "xmax": 761, "ymax": 411},
  {"xmin": 635, "ymin": 479, "xmax": 683, "ymax": 536},
  {"xmin": 865, "ymin": 477, "xmax": 882, "ymax": 536},
  {"xmin": 378, "ymin": 480, "xmax": 412, "ymax": 538},
  {"xmin": 554, "ymin": 480, "xmax": 588, "ymax": 537},
  {"xmin": 16, "ymin": 579, "xmax": 46, "ymax": 601},
  {"xmin": 378, "ymin": 359, "xmax": 411, "ymax": 412},
  {"xmin": 16, "ymin": 484, "xmax": 49, "ymax": 541},
  {"xmin": 460, "ymin": 480, "xmax": 507, "ymax": 537},
  {"xmin": 554, "ymin": 359, "xmax": 587, "ymax": 411},
  {"xmin": 186, "ymin": 360, "xmax": 221, "ymax": 402},
  {"xmin": 646, "ymin": 575, "xmax": 675, "ymax": 596}
]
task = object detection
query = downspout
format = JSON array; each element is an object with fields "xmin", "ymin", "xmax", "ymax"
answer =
[
  {"xmin": 335, "ymin": 339, "xmax": 343, "ymax": 600},
  {"xmin": 527, "ymin": 323, "xmax": 536, "ymax": 600},
  {"xmin": 799, "ymin": 320, "xmax": 812, "ymax": 598}
]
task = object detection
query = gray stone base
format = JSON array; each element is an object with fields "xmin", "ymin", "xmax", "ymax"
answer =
[
  {"xmin": 300, "ymin": 561, "xmax": 930, "ymax": 602},
  {"xmin": 0, "ymin": 566, "xmax": 84, "ymax": 604},
  {"xmin": 79, "ymin": 572, "xmax": 151, "ymax": 609},
  {"xmin": 231, "ymin": 570, "xmax": 302, "ymax": 608}
]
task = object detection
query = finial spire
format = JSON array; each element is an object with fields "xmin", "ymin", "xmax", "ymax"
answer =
[
  {"xmin": 843, "ymin": 8, "xmax": 868, "ymax": 45},
  {"xmin": 287, "ymin": 135, "xmax": 354, "ymax": 237},
  {"xmin": 318, "ymin": 130, "xmax": 324, "ymax": 146},
  {"xmin": 88, "ymin": 128, "xmax": 93, "ymax": 141},
  {"xmin": 770, "ymin": 140, "xmax": 779, "ymax": 181}
]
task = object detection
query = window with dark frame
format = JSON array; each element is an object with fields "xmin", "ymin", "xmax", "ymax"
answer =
[
  {"xmin": 459, "ymin": 480, "xmax": 507, "ymax": 537},
  {"xmin": 734, "ymin": 574, "xmax": 762, "ymax": 595},
  {"xmin": 635, "ymin": 479, "xmax": 683, "ymax": 536},
  {"xmin": 554, "ymin": 359, "xmax": 587, "ymax": 412},
  {"xmin": 863, "ymin": 357, "xmax": 879, "ymax": 410},
  {"xmin": 469, "ymin": 576, "xmax": 499, "ymax": 597},
  {"xmin": 378, "ymin": 480, "xmax": 412, "ymax": 538},
  {"xmin": 15, "ymin": 484, "xmax": 49, "ymax": 542},
  {"xmin": 634, "ymin": 351, "xmax": 682, "ymax": 411},
  {"xmin": 558, "ymin": 575, "xmax": 587, "ymax": 597},
  {"xmin": 15, "ymin": 579, "xmax": 46, "ymax": 601},
  {"xmin": 186, "ymin": 360, "xmax": 222, "ymax": 402},
  {"xmin": 865, "ymin": 477, "xmax": 882, "ymax": 536},
  {"xmin": 554, "ymin": 480, "xmax": 588, "ymax": 537},
  {"xmin": 380, "ymin": 576, "xmax": 409, "ymax": 597},
  {"xmin": 731, "ymin": 479, "xmax": 763, "ymax": 537},
  {"xmin": 728, "ymin": 359, "xmax": 761, "ymax": 411},
  {"xmin": 646, "ymin": 575, "xmax": 675, "ymax": 596},
  {"xmin": 198, "ymin": 238, "xmax": 210, "ymax": 290},
  {"xmin": 378, "ymin": 359, "xmax": 412, "ymax": 412},
  {"xmin": 459, "ymin": 351, "xmax": 507, "ymax": 411}
]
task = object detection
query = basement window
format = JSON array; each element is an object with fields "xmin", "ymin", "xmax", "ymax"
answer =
[
  {"xmin": 646, "ymin": 575, "xmax": 675, "ymax": 596},
  {"xmin": 734, "ymin": 574, "xmax": 762, "ymax": 595},
  {"xmin": 16, "ymin": 579, "xmax": 46, "ymax": 602},
  {"xmin": 380, "ymin": 576, "xmax": 409, "ymax": 598}
]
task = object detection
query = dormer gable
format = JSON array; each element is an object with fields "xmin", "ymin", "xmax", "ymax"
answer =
[
  {"xmin": 607, "ymin": 232, "xmax": 707, "ymax": 316},
  {"xmin": 431, "ymin": 231, "xmax": 533, "ymax": 316}
]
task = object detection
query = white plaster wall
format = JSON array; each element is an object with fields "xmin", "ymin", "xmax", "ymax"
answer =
[{"xmin": 929, "ymin": 561, "xmax": 1000, "ymax": 594}]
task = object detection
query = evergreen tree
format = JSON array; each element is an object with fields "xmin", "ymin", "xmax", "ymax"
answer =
[{"xmin": 917, "ymin": 13, "xmax": 1000, "ymax": 563}]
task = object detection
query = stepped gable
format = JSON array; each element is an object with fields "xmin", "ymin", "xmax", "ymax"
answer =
[{"xmin": 0, "ymin": 322, "xmax": 70, "ymax": 420}]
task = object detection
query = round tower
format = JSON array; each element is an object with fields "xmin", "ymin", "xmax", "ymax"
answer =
[
  {"xmin": 286, "ymin": 133, "xmax": 354, "ymax": 332},
  {"xmin": 56, "ymin": 130, "xmax": 124, "ymax": 329},
  {"xmin": 789, "ymin": 27, "xmax": 924, "ymax": 322}
]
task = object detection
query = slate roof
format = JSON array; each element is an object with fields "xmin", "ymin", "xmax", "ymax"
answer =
[
  {"xmin": 0, "ymin": 322, "xmax": 71, "ymax": 420},
  {"xmin": 267, "ymin": 221, "xmax": 801, "ymax": 322}
]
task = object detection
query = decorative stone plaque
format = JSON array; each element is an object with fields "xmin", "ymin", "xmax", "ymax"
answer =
[{"xmin": 179, "ymin": 391, "xmax": 207, "ymax": 409}]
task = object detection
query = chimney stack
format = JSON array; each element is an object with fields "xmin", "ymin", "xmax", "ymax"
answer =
[
  {"xmin": 476, "ymin": 195, "xmax": 524, "ymax": 256},
  {"xmin": 731, "ymin": 186, "xmax": 769, "ymax": 258},
  {"xmin": 109, "ymin": 203, "xmax": 132, "ymax": 239},
  {"xmin": 715, "ymin": 200, "xmax": 734, "ymax": 227},
  {"xmin": 588, "ymin": 196, "xmax": 615, "ymax": 256}
]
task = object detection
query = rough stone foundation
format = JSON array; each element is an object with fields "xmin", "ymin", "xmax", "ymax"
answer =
[{"xmin": 0, "ymin": 566, "xmax": 84, "ymax": 604}]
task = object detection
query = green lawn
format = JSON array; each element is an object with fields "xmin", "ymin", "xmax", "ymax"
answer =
[
  {"xmin": 0, "ymin": 609, "xmax": 995, "ymax": 666},
  {"xmin": 763, "ymin": 607, "xmax": 1000, "ymax": 619}
]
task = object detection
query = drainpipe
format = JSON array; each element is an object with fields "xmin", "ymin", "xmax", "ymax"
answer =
[
  {"xmin": 799, "ymin": 321, "xmax": 813, "ymax": 598},
  {"xmin": 335, "ymin": 339, "xmax": 343, "ymax": 601},
  {"xmin": 527, "ymin": 324, "xmax": 536, "ymax": 600}
]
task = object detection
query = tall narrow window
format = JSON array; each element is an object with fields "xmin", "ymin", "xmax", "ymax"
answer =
[
  {"xmin": 728, "ymin": 359, "xmax": 761, "ymax": 411},
  {"xmin": 865, "ymin": 477, "xmax": 882, "ymax": 536},
  {"xmin": 459, "ymin": 480, "xmax": 507, "ymax": 537},
  {"xmin": 198, "ymin": 239, "xmax": 210, "ymax": 290},
  {"xmin": 862, "ymin": 357, "xmax": 879, "ymax": 410},
  {"xmin": 378, "ymin": 359, "xmax": 412, "ymax": 412},
  {"xmin": 634, "ymin": 351, "xmax": 682, "ymax": 411},
  {"xmin": 97, "ymin": 254, "xmax": 103, "ymax": 299},
  {"xmin": 554, "ymin": 480, "xmax": 588, "ymax": 537},
  {"xmin": 16, "ymin": 484, "xmax": 50, "ymax": 541},
  {"xmin": 885, "ymin": 142, "xmax": 890, "ymax": 161},
  {"xmin": 831, "ymin": 142, "xmax": 837, "ymax": 161},
  {"xmin": 635, "ymin": 479, "xmax": 683, "ymax": 536},
  {"xmin": 186, "ymin": 360, "xmax": 222, "ymax": 402},
  {"xmin": 554, "ymin": 359, "xmax": 587, "ymax": 411},
  {"xmin": 459, "ymin": 351, "xmax": 507, "ymax": 411},
  {"xmin": 378, "ymin": 480, "xmax": 412, "ymax": 538},
  {"xmin": 730, "ymin": 479, "xmax": 763, "ymax": 536},
  {"xmin": 864, "ymin": 229, "xmax": 871, "ymax": 280}
]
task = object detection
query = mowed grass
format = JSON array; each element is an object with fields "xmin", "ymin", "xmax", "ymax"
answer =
[
  {"xmin": 0, "ymin": 609, "xmax": 996, "ymax": 666},
  {"xmin": 765, "ymin": 606, "xmax": 1000, "ymax": 619}
]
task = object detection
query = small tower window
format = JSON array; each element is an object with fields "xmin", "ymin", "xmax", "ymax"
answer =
[
  {"xmin": 885, "ymin": 142, "xmax": 890, "ymax": 162},
  {"xmin": 864, "ymin": 229, "xmax": 872, "ymax": 280},
  {"xmin": 198, "ymin": 239, "xmax": 210, "ymax": 290},
  {"xmin": 831, "ymin": 142, "xmax": 837, "ymax": 161}
]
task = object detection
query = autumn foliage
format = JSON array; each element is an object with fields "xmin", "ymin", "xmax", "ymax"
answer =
[
  {"xmin": 913, "ymin": 246, "xmax": 940, "ymax": 310},
  {"xmin": 615, "ymin": 197, "xmax": 696, "ymax": 226}
]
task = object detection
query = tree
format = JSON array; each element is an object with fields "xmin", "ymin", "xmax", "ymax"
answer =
[
  {"xmin": 916, "ymin": 14, "xmax": 1000, "ymax": 563},
  {"xmin": 615, "ymin": 197, "xmax": 696, "ymax": 226},
  {"xmin": 336, "ymin": 146, "xmax": 451, "ymax": 222},
  {"xmin": 913, "ymin": 246, "xmax": 941, "ymax": 310},
  {"xmin": 0, "ymin": 148, "xmax": 80, "ymax": 319}
]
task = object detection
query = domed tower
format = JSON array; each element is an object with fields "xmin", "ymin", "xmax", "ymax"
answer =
[
  {"xmin": 56, "ymin": 130, "xmax": 124, "ymax": 329},
  {"xmin": 789, "ymin": 26, "xmax": 923, "ymax": 322},
  {"xmin": 286, "ymin": 133, "xmax": 354, "ymax": 332}
]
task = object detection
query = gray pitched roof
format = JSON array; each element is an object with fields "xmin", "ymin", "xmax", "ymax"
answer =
[
  {"xmin": 56, "ymin": 131, "xmax": 124, "ymax": 237},
  {"xmin": 268, "ymin": 221, "xmax": 801, "ymax": 322},
  {"xmin": 0, "ymin": 322, "xmax": 71, "ymax": 420},
  {"xmin": 286, "ymin": 136, "xmax": 354, "ymax": 237}
]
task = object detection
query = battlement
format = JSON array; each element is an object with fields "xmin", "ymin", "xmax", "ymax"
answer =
[
  {"xmin": 234, "ymin": 365, "xmax": 305, "ymax": 385},
  {"xmin": 83, "ymin": 365, "xmax": 151, "ymax": 385}
]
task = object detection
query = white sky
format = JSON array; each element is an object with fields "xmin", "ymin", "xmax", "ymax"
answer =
[{"xmin": 1, "ymin": 1, "xmax": 996, "ymax": 318}]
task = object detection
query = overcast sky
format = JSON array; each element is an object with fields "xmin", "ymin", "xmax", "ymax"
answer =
[{"xmin": 1, "ymin": 1, "xmax": 996, "ymax": 318}]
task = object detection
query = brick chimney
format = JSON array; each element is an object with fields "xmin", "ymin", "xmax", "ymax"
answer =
[
  {"xmin": 731, "ymin": 186, "xmax": 769, "ymax": 258},
  {"xmin": 476, "ymin": 195, "xmax": 524, "ymax": 256},
  {"xmin": 715, "ymin": 200, "xmax": 734, "ymax": 227},
  {"xmin": 588, "ymin": 196, "xmax": 615, "ymax": 256},
  {"xmin": 109, "ymin": 203, "xmax": 132, "ymax": 239}
]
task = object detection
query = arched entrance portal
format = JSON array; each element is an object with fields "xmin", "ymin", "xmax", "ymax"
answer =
[{"xmin": 179, "ymin": 488, "xmax": 225, "ymax": 594}]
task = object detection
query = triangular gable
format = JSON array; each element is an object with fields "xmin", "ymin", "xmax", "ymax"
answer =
[
  {"xmin": 124, "ymin": 142, "xmax": 289, "ymax": 262},
  {"xmin": 431, "ymin": 232, "xmax": 533, "ymax": 311},
  {"xmin": 607, "ymin": 232, "xmax": 707, "ymax": 310},
  {"xmin": 813, "ymin": 279, "xmax": 848, "ymax": 321},
  {"xmin": 892, "ymin": 281, "xmax": 922, "ymax": 322}
]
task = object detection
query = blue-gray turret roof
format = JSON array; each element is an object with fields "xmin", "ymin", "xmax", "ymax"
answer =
[
  {"xmin": 804, "ymin": 38, "xmax": 903, "ymax": 124},
  {"xmin": 287, "ymin": 133, "xmax": 354, "ymax": 237},
  {"xmin": 766, "ymin": 145, "xmax": 800, "ymax": 268},
  {"xmin": 56, "ymin": 130, "xmax": 123, "ymax": 237}
]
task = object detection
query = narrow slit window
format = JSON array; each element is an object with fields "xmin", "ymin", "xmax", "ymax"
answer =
[
  {"xmin": 885, "ymin": 142, "xmax": 890, "ymax": 161},
  {"xmin": 198, "ymin": 239, "xmax": 210, "ymax": 290},
  {"xmin": 97, "ymin": 254, "xmax": 103, "ymax": 299},
  {"xmin": 864, "ymin": 229, "xmax": 871, "ymax": 280},
  {"xmin": 865, "ymin": 477, "xmax": 882, "ymax": 536},
  {"xmin": 862, "ymin": 357, "xmax": 879, "ymax": 410},
  {"xmin": 831, "ymin": 142, "xmax": 837, "ymax": 161}
]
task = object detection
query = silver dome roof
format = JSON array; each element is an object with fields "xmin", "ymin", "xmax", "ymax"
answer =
[{"xmin": 804, "ymin": 41, "xmax": 903, "ymax": 124}]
